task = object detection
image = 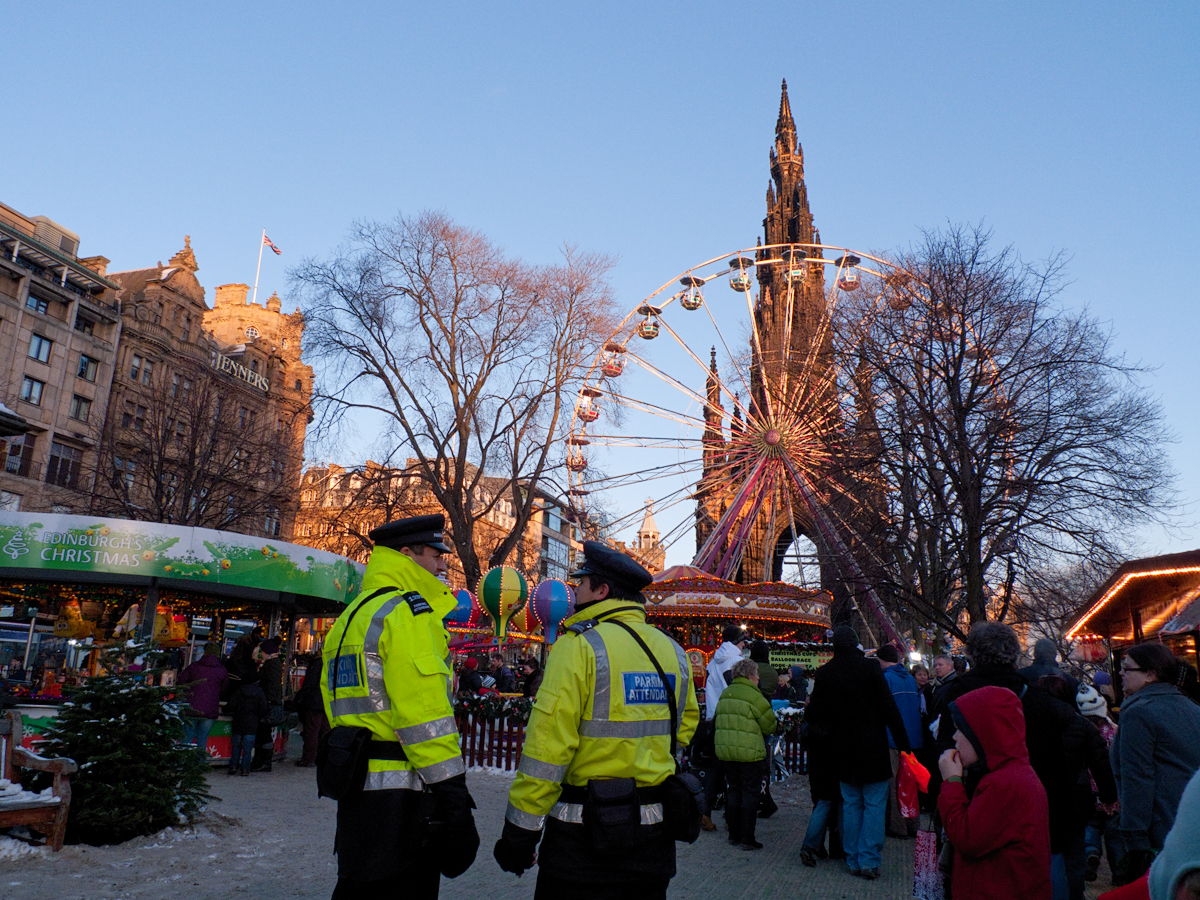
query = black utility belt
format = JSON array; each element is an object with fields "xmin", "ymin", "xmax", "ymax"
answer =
[
  {"xmin": 559, "ymin": 781, "xmax": 666, "ymax": 804},
  {"xmin": 367, "ymin": 741, "xmax": 408, "ymax": 761}
]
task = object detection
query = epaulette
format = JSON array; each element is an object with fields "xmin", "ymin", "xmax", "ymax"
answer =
[
  {"xmin": 401, "ymin": 591, "xmax": 432, "ymax": 615},
  {"xmin": 565, "ymin": 619, "xmax": 598, "ymax": 635}
]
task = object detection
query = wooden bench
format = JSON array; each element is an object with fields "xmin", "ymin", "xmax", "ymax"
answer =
[{"xmin": 0, "ymin": 710, "xmax": 77, "ymax": 851}]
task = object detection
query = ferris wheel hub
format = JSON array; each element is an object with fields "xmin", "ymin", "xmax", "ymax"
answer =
[{"xmin": 764, "ymin": 428, "xmax": 782, "ymax": 446}]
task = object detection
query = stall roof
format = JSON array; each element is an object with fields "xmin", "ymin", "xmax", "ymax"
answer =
[
  {"xmin": 1066, "ymin": 548, "xmax": 1200, "ymax": 641},
  {"xmin": 0, "ymin": 511, "xmax": 364, "ymax": 610}
]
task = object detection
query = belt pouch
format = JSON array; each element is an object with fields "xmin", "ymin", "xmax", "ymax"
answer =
[
  {"xmin": 661, "ymin": 772, "xmax": 705, "ymax": 843},
  {"xmin": 583, "ymin": 777, "xmax": 640, "ymax": 852},
  {"xmin": 316, "ymin": 725, "xmax": 372, "ymax": 800}
]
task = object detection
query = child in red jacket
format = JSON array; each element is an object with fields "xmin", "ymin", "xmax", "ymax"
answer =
[{"xmin": 938, "ymin": 685, "xmax": 1052, "ymax": 900}]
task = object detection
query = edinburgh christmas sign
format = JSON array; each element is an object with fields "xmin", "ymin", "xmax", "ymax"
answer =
[{"xmin": 0, "ymin": 511, "xmax": 363, "ymax": 604}]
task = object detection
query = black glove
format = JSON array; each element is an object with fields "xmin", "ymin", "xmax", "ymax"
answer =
[
  {"xmin": 425, "ymin": 774, "xmax": 479, "ymax": 878},
  {"xmin": 1121, "ymin": 848, "xmax": 1157, "ymax": 882},
  {"xmin": 493, "ymin": 819, "xmax": 540, "ymax": 876}
]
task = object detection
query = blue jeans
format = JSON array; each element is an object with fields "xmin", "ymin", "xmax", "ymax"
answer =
[
  {"xmin": 230, "ymin": 732, "xmax": 255, "ymax": 771},
  {"xmin": 802, "ymin": 796, "xmax": 842, "ymax": 852},
  {"xmin": 183, "ymin": 717, "xmax": 215, "ymax": 757},
  {"xmin": 840, "ymin": 779, "xmax": 889, "ymax": 871}
]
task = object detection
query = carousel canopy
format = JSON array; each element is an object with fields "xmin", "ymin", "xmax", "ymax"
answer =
[{"xmin": 644, "ymin": 571, "xmax": 831, "ymax": 628}]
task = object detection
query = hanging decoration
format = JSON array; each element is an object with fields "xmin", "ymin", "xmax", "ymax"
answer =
[
  {"xmin": 445, "ymin": 589, "xmax": 482, "ymax": 627},
  {"xmin": 477, "ymin": 566, "xmax": 529, "ymax": 644},
  {"xmin": 531, "ymin": 579, "xmax": 575, "ymax": 645}
]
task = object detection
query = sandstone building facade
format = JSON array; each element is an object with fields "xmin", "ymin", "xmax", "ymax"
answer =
[
  {"xmin": 0, "ymin": 202, "xmax": 122, "ymax": 512},
  {"xmin": 0, "ymin": 201, "xmax": 312, "ymax": 542}
]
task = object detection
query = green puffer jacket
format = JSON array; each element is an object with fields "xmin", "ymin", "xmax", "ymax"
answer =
[{"xmin": 714, "ymin": 677, "xmax": 778, "ymax": 762}]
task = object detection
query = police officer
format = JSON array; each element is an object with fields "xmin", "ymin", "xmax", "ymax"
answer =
[
  {"xmin": 493, "ymin": 541, "xmax": 699, "ymax": 900},
  {"xmin": 320, "ymin": 514, "xmax": 478, "ymax": 899}
]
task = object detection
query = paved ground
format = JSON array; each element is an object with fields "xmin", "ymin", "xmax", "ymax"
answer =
[{"xmin": 5, "ymin": 743, "xmax": 1116, "ymax": 900}]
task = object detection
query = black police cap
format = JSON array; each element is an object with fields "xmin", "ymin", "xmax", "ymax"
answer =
[
  {"xmin": 368, "ymin": 514, "xmax": 451, "ymax": 552},
  {"xmin": 569, "ymin": 540, "xmax": 653, "ymax": 595}
]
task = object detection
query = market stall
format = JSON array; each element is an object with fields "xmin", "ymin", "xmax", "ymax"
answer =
[
  {"xmin": 1066, "ymin": 548, "xmax": 1200, "ymax": 677},
  {"xmin": 0, "ymin": 511, "xmax": 363, "ymax": 763}
]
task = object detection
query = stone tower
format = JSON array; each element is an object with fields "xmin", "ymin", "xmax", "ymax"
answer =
[{"xmin": 696, "ymin": 80, "xmax": 837, "ymax": 585}]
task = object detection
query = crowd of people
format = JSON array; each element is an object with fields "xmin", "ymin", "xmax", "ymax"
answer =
[
  {"xmin": 174, "ymin": 628, "xmax": 330, "ymax": 775},
  {"xmin": 749, "ymin": 621, "xmax": 1200, "ymax": 900},
  {"xmin": 455, "ymin": 651, "xmax": 543, "ymax": 698}
]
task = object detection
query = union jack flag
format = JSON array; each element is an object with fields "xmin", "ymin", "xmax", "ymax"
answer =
[{"xmin": 263, "ymin": 234, "xmax": 282, "ymax": 255}]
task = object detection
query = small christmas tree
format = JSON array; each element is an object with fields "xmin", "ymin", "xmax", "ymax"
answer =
[{"xmin": 36, "ymin": 641, "xmax": 214, "ymax": 845}]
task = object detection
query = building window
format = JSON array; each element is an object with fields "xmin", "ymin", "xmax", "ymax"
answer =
[
  {"xmin": 0, "ymin": 490, "xmax": 21, "ymax": 511},
  {"xmin": 265, "ymin": 507, "xmax": 281, "ymax": 537},
  {"xmin": 20, "ymin": 376, "xmax": 45, "ymax": 406},
  {"xmin": 74, "ymin": 315, "xmax": 95, "ymax": 336},
  {"xmin": 78, "ymin": 354, "xmax": 99, "ymax": 382},
  {"xmin": 3, "ymin": 436, "xmax": 34, "ymax": 477},
  {"xmin": 130, "ymin": 355, "xmax": 154, "ymax": 385},
  {"xmin": 540, "ymin": 534, "xmax": 570, "ymax": 581},
  {"xmin": 45, "ymin": 441, "xmax": 83, "ymax": 489},
  {"xmin": 250, "ymin": 358, "xmax": 259, "ymax": 374},
  {"xmin": 121, "ymin": 402, "xmax": 147, "ymax": 431},
  {"xmin": 28, "ymin": 334, "xmax": 52, "ymax": 363},
  {"xmin": 113, "ymin": 457, "xmax": 136, "ymax": 491},
  {"xmin": 294, "ymin": 379, "xmax": 302, "ymax": 392},
  {"xmin": 170, "ymin": 373, "xmax": 191, "ymax": 399},
  {"xmin": 69, "ymin": 394, "xmax": 92, "ymax": 423},
  {"xmin": 26, "ymin": 295, "xmax": 49, "ymax": 314}
]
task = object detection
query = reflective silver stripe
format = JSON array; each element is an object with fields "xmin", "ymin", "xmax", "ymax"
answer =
[
  {"xmin": 581, "ymin": 628, "xmax": 611, "ymax": 721},
  {"xmin": 330, "ymin": 695, "xmax": 386, "ymax": 717},
  {"xmin": 506, "ymin": 802, "xmax": 546, "ymax": 831},
  {"xmin": 416, "ymin": 756, "xmax": 465, "ymax": 783},
  {"xmin": 640, "ymin": 803, "xmax": 665, "ymax": 825},
  {"xmin": 363, "ymin": 769, "xmax": 424, "ymax": 792},
  {"xmin": 364, "ymin": 594, "xmax": 406, "ymax": 654},
  {"xmin": 364, "ymin": 653, "xmax": 390, "ymax": 712},
  {"xmin": 517, "ymin": 754, "xmax": 568, "ymax": 783},
  {"xmin": 671, "ymin": 638, "xmax": 691, "ymax": 722},
  {"xmin": 578, "ymin": 718, "xmax": 672, "ymax": 738},
  {"xmin": 549, "ymin": 802, "xmax": 663, "ymax": 825},
  {"xmin": 550, "ymin": 801, "xmax": 584, "ymax": 824},
  {"xmin": 396, "ymin": 716, "xmax": 458, "ymax": 745}
]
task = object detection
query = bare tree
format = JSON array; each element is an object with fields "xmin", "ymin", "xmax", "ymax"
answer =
[
  {"xmin": 88, "ymin": 358, "xmax": 303, "ymax": 534},
  {"xmin": 292, "ymin": 211, "xmax": 618, "ymax": 587},
  {"xmin": 837, "ymin": 224, "xmax": 1174, "ymax": 633}
]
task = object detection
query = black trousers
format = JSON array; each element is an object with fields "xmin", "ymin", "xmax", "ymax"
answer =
[
  {"xmin": 723, "ymin": 760, "xmax": 762, "ymax": 843},
  {"xmin": 535, "ymin": 872, "xmax": 668, "ymax": 900},
  {"xmin": 331, "ymin": 863, "xmax": 439, "ymax": 900}
]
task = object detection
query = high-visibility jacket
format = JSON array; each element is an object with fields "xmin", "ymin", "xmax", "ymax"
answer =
[
  {"xmin": 505, "ymin": 599, "xmax": 699, "ymax": 832},
  {"xmin": 320, "ymin": 546, "xmax": 463, "ymax": 789}
]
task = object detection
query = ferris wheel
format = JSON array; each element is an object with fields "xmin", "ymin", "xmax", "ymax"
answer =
[{"xmin": 564, "ymin": 242, "xmax": 939, "ymax": 648}]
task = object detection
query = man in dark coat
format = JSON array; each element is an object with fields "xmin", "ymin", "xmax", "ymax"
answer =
[
  {"xmin": 294, "ymin": 654, "xmax": 329, "ymax": 768},
  {"xmin": 804, "ymin": 626, "xmax": 912, "ymax": 880},
  {"xmin": 251, "ymin": 635, "xmax": 284, "ymax": 772},
  {"xmin": 937, "ymin": 622, "xmax": 1116, "ymax": 900}
]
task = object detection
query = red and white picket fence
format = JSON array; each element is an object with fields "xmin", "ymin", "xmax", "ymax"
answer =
[{"xmin": 457, "ymin": 714, "xmax": 526, "ymax": 771}]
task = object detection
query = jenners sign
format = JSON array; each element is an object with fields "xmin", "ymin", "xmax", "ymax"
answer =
[{"xmin": 211, "ymin": 351, "xmax": 269, "ymax": 392}]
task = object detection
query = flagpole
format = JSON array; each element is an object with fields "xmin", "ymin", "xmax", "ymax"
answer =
[{"xmin": 251, "ymin": 227, "xmax": 266, "ymax": 305}]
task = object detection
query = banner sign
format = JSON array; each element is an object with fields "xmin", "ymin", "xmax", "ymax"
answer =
[
  {"xmin": 0, "ymin": 511, "xmax": 363, "ymax": 605},
  {"xmin": 769, "ymin": 648, "xmax": 832, "ymax": 671}
]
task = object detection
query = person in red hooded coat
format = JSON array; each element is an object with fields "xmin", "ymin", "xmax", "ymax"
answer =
[{"xmin": 938, "ymin": 685, "xmax": 1053, "ymax": 900}]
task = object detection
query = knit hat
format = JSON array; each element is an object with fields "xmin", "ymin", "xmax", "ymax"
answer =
[
  {"xmin": 1076, "ymin": 684, "xmax": 1107, "ymax": 718},
  {"xmin": 260, "ymin": 636, "xmax": 282, "ymax": 655},
  {"xmin": 832, "ymin": 625, "xmax": 860, "ymax": 649},
  {"xmin": 463, "ymin": 657, "xmax": 478, "ymax": 670},
  {"xmin": 1092, "ymin": 671, "xmax": 1112, "ymax": 687}
]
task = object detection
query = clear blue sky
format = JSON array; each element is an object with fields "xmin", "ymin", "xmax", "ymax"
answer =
[{"xmin": 8, "ymin": 2, "xmax": 1198, "ymax": 558}]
